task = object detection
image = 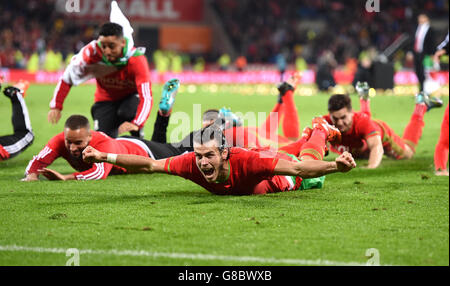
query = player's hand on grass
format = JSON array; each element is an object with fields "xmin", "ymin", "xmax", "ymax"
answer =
[
  {"xmin": 48, "ymin": 108, "xmax": 62, "ymax": 124},
  {"xmin": 118, "ymin": 121, "xmax": 139, "ymax": 135},
  {"xmin": 335, "ymin": 151, "xmax": 356, "ymax": 173},
  {"xmin": 38, "ymin": 168, "xmax": 66, "ymax": 180},
  {"xmin": 82, "ymin": 146, "xmax": 105, "ymax": 163}
]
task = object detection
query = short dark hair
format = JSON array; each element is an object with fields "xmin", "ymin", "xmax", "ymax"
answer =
[
  {"xmin": 65, "ymin": 115, "xmax": 90, "ymax": 130},
  {"xmin": 417, "ymin": 12, "xmax": 430, "ymax": 18},
  {"xmin": 202, "ymin": 109, "xmax": 219, "ymax": 122},
  {"xmin": 99, "ymin": 22, "xmax": 123, "ymax": 38},
  {"xmin": 193, "ymin": 124, "xmax": 228, "ymax": 152},
  {"xmin": 328, "ymin": 94, "xmax": 352, "ymax": 112}
]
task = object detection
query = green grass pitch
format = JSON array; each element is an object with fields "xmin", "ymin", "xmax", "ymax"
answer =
[{"xmin": 0, "ymin": 83, "xmax": 448, "ymax": 266}]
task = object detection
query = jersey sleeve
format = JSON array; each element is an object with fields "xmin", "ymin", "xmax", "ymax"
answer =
[
  {"xmin": 72, "ymin": 162, "xmax": 114, "ymax": 180},
  {"xmin": 241, "ymin": 150, "xmax": 279, "ymax": 178},
  {"xmin": 49, "ymin": 41, "xmax": 102, "ymax": 110},
  {"xmin": 356, "ymin": 114, "xmax": 381, "ymax": 140},
  {"xmin": 129, "ymin": 55, "xmax": 153, "ymax": 128},
  {"xmin": 49, "ymin": 79, "xmax": 72, "ymax": 110},
  {"xmin": 164, "ymin": 153, "xmax": 195, "ymax": 179},
  {"xmin": 25, "ymin": 134, "xmax": 64, "ymax": 175}
]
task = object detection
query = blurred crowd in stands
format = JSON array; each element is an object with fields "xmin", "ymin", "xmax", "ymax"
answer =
[
  {"xmin": 0, "ymin": 0, "xmax": 448, "ymax": 73},
  {"xmin": 213, "ymin": 0, "xmax": 448, "ymax": 63}
]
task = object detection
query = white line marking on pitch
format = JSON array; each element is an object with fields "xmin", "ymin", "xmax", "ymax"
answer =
[{"xmin": 0, "ymin": 245, "xmax": 382, "ymax": 266}]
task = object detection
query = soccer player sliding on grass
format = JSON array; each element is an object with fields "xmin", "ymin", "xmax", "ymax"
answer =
[
  {"xmin": 23, "ymin": 113, "xmax": 196, "ymax": 181},
  {"xmin": 322, "ymin": 82, "xmax": 443, "ymax": 169},
  {"xmin": 83, "ymin": 120, "xmax": 356, "ymax": 195}
]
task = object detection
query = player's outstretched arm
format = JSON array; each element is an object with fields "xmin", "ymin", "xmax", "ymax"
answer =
[
  {"xmin": 82, "ymin": 146, "xmax": 166, "ymax": 174},
  {"xmin": 274, "ymin": 152, "xmax": 356, "ymax": 178},
  {"xmin": 366, "ymin": 135, "xmax": 384, "ymax": 169}
]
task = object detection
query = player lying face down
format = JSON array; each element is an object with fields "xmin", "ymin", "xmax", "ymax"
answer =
[
  {"xmin": 328, "ymin": 95, "xmax": 354, "ymax": 134},
  {"xmin": 64, "ymin": 119, "xmax": 92, "ymax": 159},
  {"xmin": 23, "ymin": 115, "xmax": 155, "ymax": 181},
  {"xmin": 194, "ymin": 132, "xmax": 229, "ymax": 182},
  {"xmin": 83, "ymin": 124, "xmax": 357, "ymax": 195}
]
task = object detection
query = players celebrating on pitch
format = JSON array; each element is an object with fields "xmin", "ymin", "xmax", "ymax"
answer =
[{"xmin": 83, "ymin": 123, "xmax": 356, "ymax": 196}]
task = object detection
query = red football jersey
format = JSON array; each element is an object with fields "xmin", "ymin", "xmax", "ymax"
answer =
[
  {"xmin": 25, "ymin": 131, "xmax": 149, "ymax": 180},
  {"xmin": 163, "ymin": 147, "xmax": 303, "ymax": 195},
  {"xmin": 50, "ymin": 41, "xmax": 153, "ymax": 128},
  {"xmin": 324, "ymin": 111, "xmax": 382, "ymax": 154}
]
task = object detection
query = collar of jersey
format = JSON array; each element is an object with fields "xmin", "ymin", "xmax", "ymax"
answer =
[
  {"xmin": 215, "ymin": 161, "xmax": 231, "ymax": 184},
  {"xmin": 98, "ymin": 38, "xmax": 144, "ymax": 67}
]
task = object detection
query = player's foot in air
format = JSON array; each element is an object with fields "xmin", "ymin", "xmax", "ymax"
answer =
[
  {"xmin": 276, "ymin": 72, "xmax": 301, "ymax": 103},
  {"xmin": 415, "ymin": 92, "xmax": 443, "ymax": 111},
  {"xmin": 159, "ymin": 78, "xmax": 180, "ymax": 116},
  {"xmin": 218, "ymin": 107, "xmax": 242, "ymax": 129},
  {"xmin": 286, "ymin": 71, "xmax": 302, "ymax": 88},
  {"xmin": 13, "ymin": 79, "xmax": 30, "ymax": 98},
  {"xmin": 3, "ymin": 79, "xmax": 29, "ymax": 99},
  {"xmin": 355, "ymin": 81, "xmax": 370, "ymax": 100},
  {"xmin": 312, "ymin": 117, "xmax": 341, "ymax": 144},
  {"xmin": 3, "ymin": 86, "xmax": 21, "ymax": 99}
]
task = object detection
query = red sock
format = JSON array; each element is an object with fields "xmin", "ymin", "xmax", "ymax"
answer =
[
  {"xmin": 281, "ymin": 90, "xmax": 300, "ymax": 140},
  {"xmin": 279, "ymin": 138, "xmax": 307, "ymax": 157},
  {"xmin": 299, "ymin": 129, "xmax": 327, "ymax": 161},
  {"xmin": 0, "ymin": 145, "xmax": 11, "ymax": 161},
  {"xmin": 402, "ymin": 104, "xmax": 426, "ymax": 150},
  {"xmin": 360, "ymin": 98, "xmax": 371, "ymax": 117},
  {"xmin": 260, "ymin": 102, "xmax": 283, "ymax": 139},
  {"xmin": 434, "ymin": 105, "xmax": 449, "ymax": 171}
]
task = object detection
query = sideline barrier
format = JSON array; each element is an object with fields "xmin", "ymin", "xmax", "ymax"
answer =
[{"xmin": 0, "ymin": 68, "xmax": 448, "ymax": 85}]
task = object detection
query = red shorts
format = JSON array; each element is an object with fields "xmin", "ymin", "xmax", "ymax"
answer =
[{"xmin": 373, "ymin": 119, "xmax": 408, "ymax": 159}]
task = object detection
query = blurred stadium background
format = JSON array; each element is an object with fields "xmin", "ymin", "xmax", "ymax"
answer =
[{"xmin": 0, "ymin": 0, "xmax": 448, "ymax": 95}]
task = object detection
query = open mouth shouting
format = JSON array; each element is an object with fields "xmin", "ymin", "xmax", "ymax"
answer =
[{"xmin": 201, "ymin": 167, "xmax": 216, "ymax": 181}]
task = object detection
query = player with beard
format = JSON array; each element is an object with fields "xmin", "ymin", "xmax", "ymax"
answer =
[{"xmin": 82, "ymin": 119, "xmax": 356, "ymax": 196}]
